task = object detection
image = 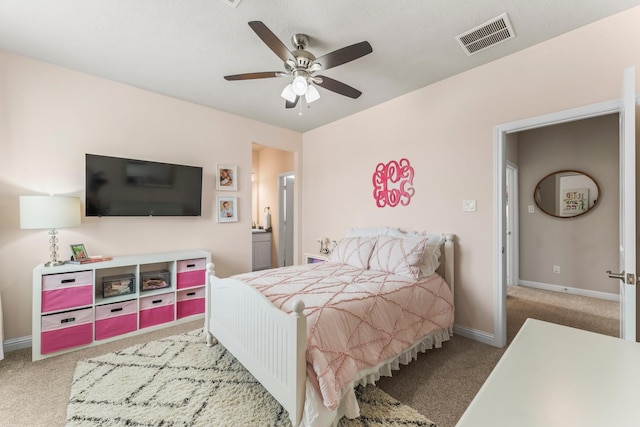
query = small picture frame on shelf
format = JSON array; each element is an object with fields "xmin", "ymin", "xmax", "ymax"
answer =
[
  {"xmin": 70, "ymin": 243, "xmax": 88, "ymax": 260},
  {"xmin": 216, "ymin": 164, "xmax": 237, "ymax": 191},
  {"xmin": 216, "ymin": 196, "xmax": 238, "ymax": 223}
]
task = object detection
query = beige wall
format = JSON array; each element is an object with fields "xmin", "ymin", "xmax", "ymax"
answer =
[
  {"xmin": 517, "ymin": 114, "xmax": 619, "ymax": 294},
  {"xmin": 0, "ymin": 51, "xmax": 302, "ymax": 340},
  {"xmin": 3, "ymin": 7, "xmax": 640, "ymax": 345},
  {"xmin": 301, "ymin": 7, "xmax": 640, "ymax": 336}
]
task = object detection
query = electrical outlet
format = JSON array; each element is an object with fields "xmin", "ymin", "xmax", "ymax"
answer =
[
  {"xmin": 553, "ymin": 265, "xmax": 561, "ymax": 274},
  {"xmin": 463, "ymin": 200, "xmax": 477, "ymax": 212}
]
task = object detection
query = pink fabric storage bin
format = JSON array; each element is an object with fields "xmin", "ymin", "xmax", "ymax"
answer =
[
  {"xmin": 139, "ymin": 293, "xmax": 175, "ymax": 329},
  {"xmin": 177, "ymin": 287, "xmax": 206, "ymax": 319},
  {"xmin": 176, "ymin": 258, "xmax": 206, "ymax": 289},
  {"xmin": 95, "ymin": 300, "xmax": 137, "ymax": 340},
  {"xmin": 41, "ymin": 271, "xmax": 93, "ymax": 312},
  {"xmin": 41, "ymin": 307, "xmax": 93, "ymax": 354}
]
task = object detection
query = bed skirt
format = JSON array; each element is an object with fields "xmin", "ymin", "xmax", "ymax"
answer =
[{"xmin": 299, "ymin": 326, "xmax": 453, "ymax": 427}]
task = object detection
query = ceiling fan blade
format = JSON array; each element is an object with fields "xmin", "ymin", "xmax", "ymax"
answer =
[
  {"xmin": 285, "ymin": 96, "xmax": 300, "ymax": 109},
  {"xmin": 315, "ymin": 76, "xmax": 362, "ymax": 99},
  {"xmin": 224, "ymin": 71, "xmax": 286, "ymax": 81},
  {"xmin": 313, "ymin": 41, "xmax": 372, "ymax": 71},
  {"xmin": 248, "ymin": 21, "xmax": 295, "ymax": 63}
]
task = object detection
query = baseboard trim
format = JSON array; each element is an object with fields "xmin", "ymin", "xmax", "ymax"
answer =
[
  {"xmin": 453, "ymin": 324, "xmax": 497, "ymax": 347},
  {"xmin": 3, "ymin": 335, "xmax": 32, "ymax": 354},
  {"xmin": 517, "ymin": 280, "xmax": 619, "ymax": 302}
]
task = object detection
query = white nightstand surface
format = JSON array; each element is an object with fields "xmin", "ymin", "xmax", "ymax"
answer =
[{"xmin": 457, "ymin": 318, "xmax": 640, "ymax": 427}]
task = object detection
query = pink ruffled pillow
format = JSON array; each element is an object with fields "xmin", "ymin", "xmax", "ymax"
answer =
[
  {"xmin": 329, "ymin": 237, "xmax": 377, "ymax": 269},
  {"xmin": 368, "ymin": 235, "xmax": 427, "ymax": 279}
]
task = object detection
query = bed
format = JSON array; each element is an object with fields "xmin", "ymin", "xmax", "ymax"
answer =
[{"xmin": 204, "ymin": 228, "xmax": 455, "ymax": 427}]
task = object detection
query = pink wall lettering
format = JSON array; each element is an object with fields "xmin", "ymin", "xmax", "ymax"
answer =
[{"xmin": 372, "ymin": 158, "xmax": 415, "ymax": 207}]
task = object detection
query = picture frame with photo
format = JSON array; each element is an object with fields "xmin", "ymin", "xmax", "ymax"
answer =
[
  {"xmin": 70, "ymin": 243, "xmax": 88, "ymax": 260},
  {"xmin": 216, "ymin": 196, "xmax": 238, "ymax": 223},
  {"xmin": 216, "ymin": 164, "xmax": 237, "ymax": 191}
]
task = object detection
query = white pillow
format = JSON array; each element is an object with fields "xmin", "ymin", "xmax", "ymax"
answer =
[
  {"xmin": 345, "ymin": 226, "xmax": 400, "ymax": 238},
  {"xmin": 329, "ymin": 237, "xmax": 377, "ymax": 269},
  {"xmin": 387, "ymin": 229, "xmax": 445, "ymax": 277},
  {"xmin": 368, "ymin": 235, "xmax": 427, "ymax": 279}
]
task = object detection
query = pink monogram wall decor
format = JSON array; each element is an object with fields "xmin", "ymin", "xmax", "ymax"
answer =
[{"xmin": 372, "ymin": 158, "xmax": 415, "ymax": 207}]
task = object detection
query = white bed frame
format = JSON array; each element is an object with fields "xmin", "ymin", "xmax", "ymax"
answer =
[{"xmin": 204, "ymin": 234, "xmax": 455, "ymax": 426}]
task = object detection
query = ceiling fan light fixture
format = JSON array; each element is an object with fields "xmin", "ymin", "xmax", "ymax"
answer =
[
  {"xmin": 281, "ymin": 84, "xmax": 297, "ymax": 102},
  {"xmin": 291, "ymin": 75, "xmax": 308, "ymax": 96},
  {"xmin": 305, "ymin": 85, "xmax": 320, "ymax": 103}
]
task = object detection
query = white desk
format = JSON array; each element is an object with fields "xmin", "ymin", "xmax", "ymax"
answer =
[{"xmin": 457, "ymin": 318, "xmax": 640, "ymax": 427}]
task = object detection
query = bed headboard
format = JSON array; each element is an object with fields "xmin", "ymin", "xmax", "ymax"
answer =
[
  {"xmin": 344, "ymin": 227, "xmax": 455, "ymax": 299},
  {"xmin": 436, "ymin": 234, "xmax": 455, "ymax": 299}
]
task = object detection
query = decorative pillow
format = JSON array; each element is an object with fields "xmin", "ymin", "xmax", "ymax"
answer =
[
  {"xmin": 368, "ymin": 235, "xmax": 428, "ymax": 279},
  {"xmin": 329, "ymin": 237, "xmax": 377, "ymax": 269},
  {"xmin": 420, "ymin": 233, "xmax": 446, "ymax": 277},
  {"xmin": 387, "ymin": 229, "xmax": 446, "ymax": 277}
]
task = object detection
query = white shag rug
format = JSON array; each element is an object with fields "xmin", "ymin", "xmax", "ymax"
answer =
[{"xmin": 66, "ymin": 329, "xmax": 436, "ymax": 427}]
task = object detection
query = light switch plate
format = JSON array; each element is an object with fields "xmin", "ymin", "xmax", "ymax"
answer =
[
  {"xmin": 528, "ymin": 205, "xmax": 535, "ymax": 213},
  {"xmin": 463, "ymin": 200, "xmax": 477, "ymax": 212}
]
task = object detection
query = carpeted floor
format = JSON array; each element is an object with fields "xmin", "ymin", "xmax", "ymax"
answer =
[
  {"xmin": 506, "ymin": 285, "xmax": 619, "ymax": 342},
  {"xmin": 375, "ymin": 285, "xmax": 619, "ymax": 427},
  {"xmin": 66, "ymin": 328, "xmax": 435, "ymax": 427},
  {"xmin": 0, "ymin": 285, "xmax": 620, "ymax": 427}
]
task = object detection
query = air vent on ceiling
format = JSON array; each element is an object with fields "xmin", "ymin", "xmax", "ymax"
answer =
[
  {"xmin": 220, "ymin": 0, "xmax": 242, "ymax": 8},
  {"xmin": 456, "ymin": 13, "xmax": 515, "ymax": 56}
]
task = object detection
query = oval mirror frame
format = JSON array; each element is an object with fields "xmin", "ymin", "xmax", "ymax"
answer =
[{"xmin": 533, "ymin": 170, "xmax": 600, "ymax": 218}]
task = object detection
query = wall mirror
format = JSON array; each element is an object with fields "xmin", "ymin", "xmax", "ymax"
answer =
[{"xmin": 533, "ymin": 170, "xmax": 600, "ymax": 218}]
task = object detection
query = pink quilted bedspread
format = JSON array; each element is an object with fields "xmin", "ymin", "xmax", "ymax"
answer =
[{"xmin": 232, "ymin": 262, "xmax": 454, "ymax": 411}]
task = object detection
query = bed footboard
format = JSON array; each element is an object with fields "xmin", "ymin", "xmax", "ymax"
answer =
[{"xmin": 204, "ymin": 263, "xmax": 306, "ymax": 426}]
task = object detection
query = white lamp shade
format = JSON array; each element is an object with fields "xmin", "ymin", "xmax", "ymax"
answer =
[
  {"xmin": 20, "ymin": 196, "xmax": 81, "ymax": 229},
  {"xmin": 305, "ymin": 85, "xmax": 320, "ymax": 103},
  {"xmin": 280, "ymin": 84, "xmax": 297, "ymax": 102},
  {"xmin": 291, "ymin": 75, "xmax": 308, "ymax": 96}
]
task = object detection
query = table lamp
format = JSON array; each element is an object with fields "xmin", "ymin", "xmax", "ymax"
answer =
[{"xmin": 20, "ymin": 195, "xmax": 81, "ymax": 266}]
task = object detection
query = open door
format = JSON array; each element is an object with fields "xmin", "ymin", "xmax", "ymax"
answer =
[
  {"xmin": 278, "ymin": 174, "xmax": 294, "ymax": 267},
  {"xmin": 608, "ymin": 66, "xmax": 636, "ymax": 341},
  {"xmin": 506, "ymin": 163, "xmax": 518, "ymax": 287}
]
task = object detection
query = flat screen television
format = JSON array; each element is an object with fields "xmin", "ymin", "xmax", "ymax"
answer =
[{"xmin": 86, "ymin": 154, "xmax": 203, "ymax": 217}]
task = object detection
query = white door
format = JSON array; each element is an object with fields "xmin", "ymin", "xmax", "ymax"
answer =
[
  {"xmin": 506, "ymin": 164, "xmax": 518, "ymax": 287},
  {"xmin": 278, "ymin": 174, "xmax": 295, "ymax": 267},
  {"xmin": 609, "ymin": 66, "xmax": 636, "ymax": 341}
]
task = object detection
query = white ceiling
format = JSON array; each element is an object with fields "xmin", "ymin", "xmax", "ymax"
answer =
[{"xmin": 1, "ymin": 1, "xmax": 639, "ymax": 133}]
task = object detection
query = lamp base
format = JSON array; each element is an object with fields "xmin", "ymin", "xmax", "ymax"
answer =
[{"xmin": 44, "ymin": 260, "xmax": 66, "ymax": 267}]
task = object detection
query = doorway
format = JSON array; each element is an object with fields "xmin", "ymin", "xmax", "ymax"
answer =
[
  {"xmin": 495, "ymin": 99, "xmax": 624, "ymax": 348},
  {"xmin": 252, "ymin": 143, "xmax": 297, "ymax": 269}
]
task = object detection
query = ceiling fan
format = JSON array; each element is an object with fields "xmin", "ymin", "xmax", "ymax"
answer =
[{"xmin": 224, "ymin": 21, "xmax": 372, "ymax": 109}]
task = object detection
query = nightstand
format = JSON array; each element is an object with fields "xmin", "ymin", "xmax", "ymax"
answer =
[{"xmin": 304, "ymin": 253, "xmax": 329, "ymax": 264}]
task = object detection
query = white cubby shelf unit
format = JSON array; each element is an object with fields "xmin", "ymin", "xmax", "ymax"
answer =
[{"xmin": 32, "ymin": 249, "xmax": 211, "ymax": 361}]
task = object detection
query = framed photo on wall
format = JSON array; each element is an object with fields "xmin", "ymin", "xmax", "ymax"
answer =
[
  {"xmin": 216, "ymin": 196, "xmax": 238, "ymax": 223},
  {"xmin": 216, "ymin": 164, "xmax": 237, "ymax": 191}
]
